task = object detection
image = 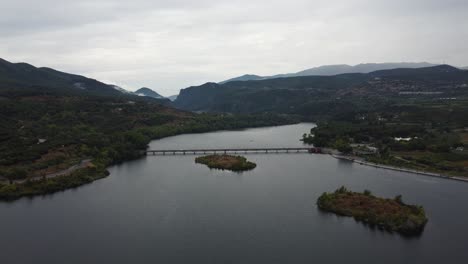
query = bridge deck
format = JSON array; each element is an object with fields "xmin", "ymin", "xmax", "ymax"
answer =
[{"xmin": 145, "ymin": 147, "xmax": 320, "ymax": 155}]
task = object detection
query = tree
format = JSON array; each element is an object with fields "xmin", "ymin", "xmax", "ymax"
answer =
[
  {"xmin": 1, "ymin": 168, "xmax": 28, "ymax": 184},
  {"xmin": 336, "ymin": 186, "xmax": 348, "ymax": 194},
  {"xmin": 394, "ymin": 195, "xmax": 403, "ymax": 204},
  {"xmin": 335, "ymin": 139, "xmax": 352, "ymax": 154}
]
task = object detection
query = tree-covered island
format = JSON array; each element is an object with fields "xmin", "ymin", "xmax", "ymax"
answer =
[
  {"xmin": 317, "ymin": 187, "xmax": 428, "ymax": 236},
  {"xmin": 195, "ymin": 154, "xmax": 256, "ymax": 171}
]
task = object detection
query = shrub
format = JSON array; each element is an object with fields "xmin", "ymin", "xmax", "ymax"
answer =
[{"xmin": 394, "ymin": 195, "xmax": 403, "ymax": 204}]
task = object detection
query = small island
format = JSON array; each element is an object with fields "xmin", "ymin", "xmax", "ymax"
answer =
[
  {"xmin": 317, "ymin": 187, "xmax": 428, "ymax": 236},
  {"xmin": 195, "ymin": 154, "xmax": 256, "ymax": 172}
]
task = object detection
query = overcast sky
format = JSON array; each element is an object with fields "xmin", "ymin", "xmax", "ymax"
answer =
[{"xmin": 1, "ymin": 0, "xmax": 467, "ymax": 96}]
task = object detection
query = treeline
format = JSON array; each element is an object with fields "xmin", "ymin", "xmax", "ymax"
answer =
[
  {"xmin": 90, "ymin": 113, "xmax": 300, "ymax": 167},
  {"xmin": 304, "ymin": 120, "xmax": 463, "ymax": 153},
  {"xmin": 300, "ymin": 102, "xmax": 468, "ymax": 176},
  {"xmin": 0, "ymin": 95, "xmax": 299, "ymax": 190}
]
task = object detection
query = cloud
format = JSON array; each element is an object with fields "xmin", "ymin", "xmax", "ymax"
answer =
[{"xmin": 1, "ymin": 0, "xmax": 467, "ymax": 96}]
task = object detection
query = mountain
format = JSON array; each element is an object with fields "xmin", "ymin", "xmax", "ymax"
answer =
[
  {"xmin": 167, "ymin": 94, "xmax": 178, "ymax": 101},
  {"xmin": 0, "ymin": 58, "xmax": 127, "ymax": 97},
  {"xmin": 0, "ymin": 58, "xmax": 171, "ymax": 104},
  {"xmin": 295, "ymin": 62, "xmax": 437, "ymax": 76},
  {"xmin": 220, "ymin": 74, "xmax": 265, "ymax": 84},
  {"xmin": 175, "ymin": 65, "xmax": 468, "ymax": 117},
  {"xmin": 135, "ymin": 87, "xmax": 165, "ymax": 99},
  {"xmin": 221, "ymin": 62, "xmax": 438, "ymax": 83},
  {"xmin": 462, "ymin": 66, "xmax": 468, "ymax": 70}
]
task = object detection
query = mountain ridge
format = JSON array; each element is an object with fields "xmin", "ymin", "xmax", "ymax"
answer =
[
  {"xmin": 135, "ymin": 87, "xmax": 165, "ymax": 99},
  {"xmin": 221, "ymin": 62, "xmax": 438, "ymax": 84},
  {"xmin": 0, "ymin": 58, "xmax": 121, "ymax": 96},
  {"xmin": 168, "ymin": 94, "xmax": 178, "ymax": 101},
  {"xmin": 175, "ymin": 65, "xmax": 468, "ymax": 116},
  {"xmin": 0, "ymin": 58, "xmax": 169, "ymax": 105}
]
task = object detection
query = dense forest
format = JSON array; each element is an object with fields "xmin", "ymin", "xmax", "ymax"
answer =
[{"xmin": 302, "ymin": 98, "xmax": 468, "ymax": 176}]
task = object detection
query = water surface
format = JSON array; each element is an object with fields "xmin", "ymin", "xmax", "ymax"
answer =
[{"xmin": 1, "ymin": 123, "xmax": 467, "ymax": 263}]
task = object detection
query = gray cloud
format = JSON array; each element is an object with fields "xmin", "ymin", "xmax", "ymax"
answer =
[{"xmin": 1, "ymin": 0, "xmax": 467, "ymax": 96}]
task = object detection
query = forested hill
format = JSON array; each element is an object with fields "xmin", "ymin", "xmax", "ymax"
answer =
[
  {"xmin": 174, "ymin": 65, "xmax": 468, "ymax": 118},
  {"xmin": 135, "ymin": 87, "xmax": 165, "ymax": 99},
  {"xmin": 0, "ymin": 58, "xmax": 169, "ymax": 105}
]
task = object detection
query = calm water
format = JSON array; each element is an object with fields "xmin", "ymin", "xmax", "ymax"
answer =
[{"xmin": 1, "ymin": 123, "xmax": 468, "ymax": 264}]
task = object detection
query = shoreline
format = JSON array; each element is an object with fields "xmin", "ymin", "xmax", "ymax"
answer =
[
  {"xmin": 332, "ymin": 154, "xmax": 468, "ymax": 183},
  {"xmin": 0, "ymin": 122, "xmax": 301, "ymax": 201}
]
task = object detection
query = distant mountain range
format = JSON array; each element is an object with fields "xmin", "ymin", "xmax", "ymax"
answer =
[
  {"xmin": 175, "ymin": 65, "xmax": 468, "ymax": 118},
  {"xmin": 0, "ymin": 58, "xmax": 170, "ymax": 104},
  {"xmin": 135, "ymin": 87, "xmax": 165, "ymax": 99},
  {"xmin": 221, "ymin": 62, "xmax": 438, "ymax": 83},
  {"xmin": 167, "ymin": 95, "xmax": 178, "ymax": 101}
]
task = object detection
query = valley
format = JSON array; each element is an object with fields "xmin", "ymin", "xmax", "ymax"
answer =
[
  {"xmin": 0, "ymin": 58, "xmax": 467, "ymax": 263},
  {"xmin": 2, "ymin": 1, "xmax": 468, "ymax": 263},
  {"xmin": 1, "ymin": 58, "xmax": 467, "ymax": 199}
]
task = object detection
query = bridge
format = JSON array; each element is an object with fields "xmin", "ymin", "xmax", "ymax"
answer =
[{"xmin": 145, "ymin": 147, "xmax": 322, "ymax": 155}]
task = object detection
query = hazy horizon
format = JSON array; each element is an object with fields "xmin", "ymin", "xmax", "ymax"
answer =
[{"xmin": 1, "ymin": 0, "xmax": 467, "ymax": 96}]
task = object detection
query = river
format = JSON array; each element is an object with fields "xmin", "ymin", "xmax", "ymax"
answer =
[{"xmin": 1, "ymin": 123, "xmax": 467, "ymax": 263}]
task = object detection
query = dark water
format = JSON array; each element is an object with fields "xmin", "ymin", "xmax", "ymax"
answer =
[{"xmin": 1, "ymin": 123, "xmax": 467, "ymax": 264}]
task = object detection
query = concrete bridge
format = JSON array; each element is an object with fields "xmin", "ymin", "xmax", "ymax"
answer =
[{"xmin": 145, "ymin": 147, "xmax": 322, "ymax": 155}]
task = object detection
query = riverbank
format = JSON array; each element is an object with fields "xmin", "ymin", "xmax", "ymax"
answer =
[
  {"xmin": 0, "ymin": 167, "xmax": 109, "ymax": 201},
  {"xmin": 332, "ymin": 154, "xmax": 468, "ymax": 183},
  {"xmin": 2, "ymin": 159, "xmax": 94, "ymax": 184},
  {"xmin": 0, "ymin": 118, "xmax": 300, "ymax": 201}
]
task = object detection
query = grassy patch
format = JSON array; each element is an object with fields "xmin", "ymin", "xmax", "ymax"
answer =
[{"xmin": 376, "ymin": 151, "xmax": 468, "ymax": 177}]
